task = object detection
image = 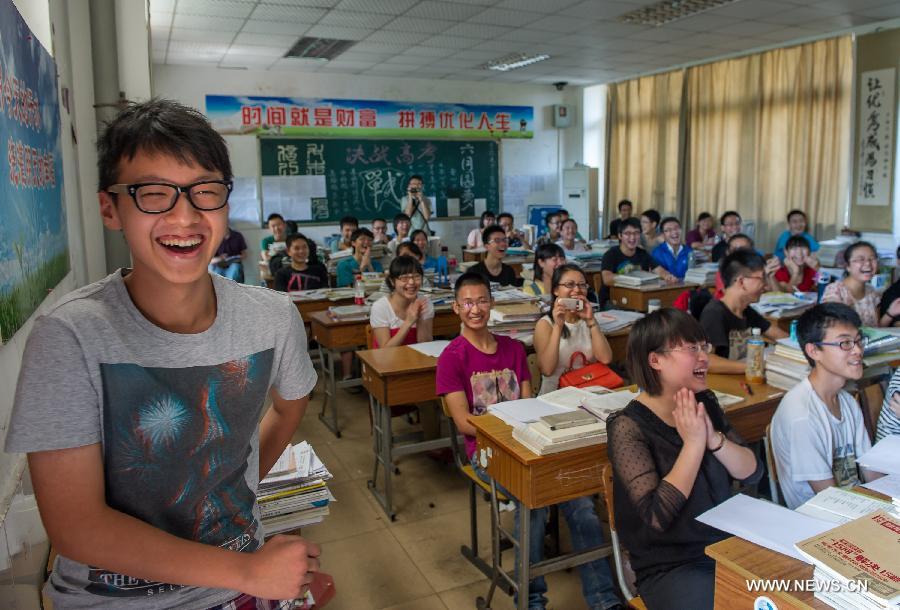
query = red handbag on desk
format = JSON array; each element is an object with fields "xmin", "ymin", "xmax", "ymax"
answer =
[{"xmin": 558, "ymin": 352, "xmax": 623, "ymax": 390}]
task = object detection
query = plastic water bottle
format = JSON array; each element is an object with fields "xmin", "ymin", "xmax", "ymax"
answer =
[
  {"xmin": 745, "ymin": 327, "xmax": 766, "ymax": 384},
  {"xmin": 353, "ymin": 274, "xmax": 365, "ymax": 305},
  {"xmin": 687, "ymin": 249, "xmax": 695, "ymax": 269}
]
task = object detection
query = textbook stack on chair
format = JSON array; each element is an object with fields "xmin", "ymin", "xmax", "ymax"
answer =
[
  {"xmin": 765, "ymin": 337, "xmax": 812, "ymax": 390},
  {"xmin": 258, "ymin": 441, "xmax": 335, "ymax": 536},
  {"xmin": 612, "ymin": 270, "xmax": 660, "ymax": 287},
  {"xmin": 684, "ymin": 262, "xmax": 718, "ymax": 285},
  {"xmin": 795, "ymin": 510, "xmax": 900, "ymax": 610}
]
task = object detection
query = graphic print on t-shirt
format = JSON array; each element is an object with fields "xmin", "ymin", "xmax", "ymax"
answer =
[
  {"xmin": 469, "ymin": 368, "xmax": 521, "ymax": 415},
  {"xmin": 90, "ymin": 349, "xmax": 274, "ymax": 598},
  {"xmin": 832, "ymin": 442, "xmax": 861, "ymax": 488}
]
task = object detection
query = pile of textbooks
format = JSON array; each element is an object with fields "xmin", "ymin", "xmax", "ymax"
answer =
[
  {"xmin": 566, "ymin": 249, "xmax": 604, "ymax": 271},
  {"xmin": 816, "ymin": 236, "xmax": 857, "ymax": 267},
  {"xmin": 258, "ymin": 442, "xmax": 335, "ymax": 536},
  {"xmin": 612, "ymin": 270, "xmax": 659, "ymax": 287},
  {"xmin": 751, "ymin": 292, "xmax": 816, "ymax": 318},
  {"xmin": 327, "ymin": 304, "xmax": 370, "ymax": 321},
  {"xmin": 684, "ymin": 263, "xmax": 718, "ymax": 285},
  {"xmin": 765, "ymin": 337, "xmax": 811, "ymax": 390},
  {"xmin": 594, "ymin": 309, "xmax": 644, "ymax": 333}
]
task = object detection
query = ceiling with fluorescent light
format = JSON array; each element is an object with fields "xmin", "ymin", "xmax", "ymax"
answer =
[{"xmin": 150, "ymin": 0, "xmax": 900, "ymax": 85}]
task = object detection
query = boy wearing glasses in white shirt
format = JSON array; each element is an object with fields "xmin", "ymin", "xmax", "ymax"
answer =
[
  {"xmin": 5, "ymin": 99, "xmax": 320, "ymax": 609},
  {"xmin": 771, "ymin": 303, "xmax": 884, "ymax": 509}
]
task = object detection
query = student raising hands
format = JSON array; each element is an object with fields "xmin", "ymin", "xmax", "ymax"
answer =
[{"xmin": 370, "ymin": 255, "xmax": 434, "ymax": 348}]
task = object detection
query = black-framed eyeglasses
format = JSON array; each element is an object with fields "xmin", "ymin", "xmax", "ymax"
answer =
[
  {"xmin": 816, "ymin": 336, "xmax": 868, "ymax": 351},
  {"xmin": 106, "ymin": 180, "xmax": 233, "ymax": 214}
]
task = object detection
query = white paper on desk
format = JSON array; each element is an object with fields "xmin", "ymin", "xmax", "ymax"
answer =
[
  {"xmin": 488, "ymin": 398, "xmax": 575, "ymax": 425},
  {"xmin": 408, "ymin": 340, "xmax": 451, "ymax": 358},
  {"xmin": 696, "ymin": 494, "xmax": 835, "ymax": 562},
  {"xmin": 858, "ymin": 436, "xmax": 900, "ymax": 475},
  {"xmin": 795, "ymin": 486, "xmax": 893, "ymax": 524},
  {"xmin": 862, "ymin": 474, "xmax": 900, "ymax": 499},
  {"xmin": 446, "ymin": 198, "xmax": 460, "ymax": 217}
]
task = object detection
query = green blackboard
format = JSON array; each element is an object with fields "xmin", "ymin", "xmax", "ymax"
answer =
[{"xmin": 259, "ymin": 137, "xmax": 499, "ymax": 223}]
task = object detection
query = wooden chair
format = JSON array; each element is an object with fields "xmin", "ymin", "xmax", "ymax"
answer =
[
  {"xmin": 852, "ymin": 373, "xmax": 889, "ymax": 442},
  {"xmin": 763, "ymin": 423, "xmax": 783, "ymax": 506},
  {"xmin": 440, "ymin": 396, "xmax": 511, "ymax": 584},
  {"xmin": 600, "ymin": 463, "xmax": 648, "ymax": 610}
]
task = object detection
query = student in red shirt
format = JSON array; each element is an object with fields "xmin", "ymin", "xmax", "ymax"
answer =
[{"xmin": 774, "ymin": 235, "xmax": 818, "ymax": 292}]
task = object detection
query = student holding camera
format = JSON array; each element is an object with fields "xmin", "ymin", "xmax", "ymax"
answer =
[
  {"xmin": 533, "ymin": 264, "xmax": 613, "ymax": 394},
  {"xmin": 403, "ymin": 175, "xmax": 432, "ymax": 233}
]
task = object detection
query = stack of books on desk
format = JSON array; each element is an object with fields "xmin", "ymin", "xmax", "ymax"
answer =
[
  {"xmin": 612, "ymin": 270, "xmax": 659, "ymax": 287},
  {"xmin": 861, "ymin": 327, "xmax": 900, "ymax": 366},
  {"xmin": 327, "ymin": 304, "xmax": 370, "ymax": 320},
  {"xmin": 513, "ymin": 410, "xmax": 607, "ymax": 455},
  {"xmin": 503, "ymin": 248, "xmax": 533, "ymax": 265},
  {"xmin": 765, "ymin": 337, "xmax": 811, "ymax": 390},
  {"xmin": 492, "ymin": 287, "xmax": 539, "ymax": 304},
  {"xmin": 684, "ymin": 263, "xmax": 718, "ymax": 285},
  {"xmin": 816, "ymin": 236, "xmax": 857, "ymax": 267},
  {"xmin": 490, "ymin": 302, "xmax": 542, "ymax": 323},
  {"xmin": 589, "ymin": 240, "xmax": 618, "ymax": 256},
  {"xmin": 595, "ymin": 309, "xmax": 644, "ymax": 333},
  {"xmin": 795, "ymin": 510, "xmax": 900, "ymax": 610},
  {"xmin": 323, "ymin": 248, "xmax": 353, "ymax": 274},
  {"xmin": 752, "ymin": 292, "xmax": 816, "ymax": 318},
  {"xmin": 258, "ymin": 442, "xmax": 335, "ymax": 536},
  {"xmin": 566, "ymin": 249, "xmax": 604, "ymax": 271}
]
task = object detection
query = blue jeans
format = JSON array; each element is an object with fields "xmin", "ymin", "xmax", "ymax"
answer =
[
  {"xmin": 209, "ymin": 261, "xmax": 244, "ymax": 283},
  {"xmin": 471, "ymin": 454, "xmax": 620, "ymax": 610}
]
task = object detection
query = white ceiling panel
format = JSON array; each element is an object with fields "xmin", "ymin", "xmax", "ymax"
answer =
[
  {"xmin": 233, "ymin": 32, "xmax": 301, "ymax": 46},
  {"xmin": 382, "ymin": 55, "xmax": 437, "ymax": 66},
  {"xmin": 756, "ymin": 6, "xmax": 836, "ymax": 25},
  {"xmin": 169, "ymin": 28, "xmax": 237, "ymax": 43},
  {"xmin": 443, "ymin": 22, "xmax": 512, "ymax": 39},
  {"xmin": 348, "ymin": 41, "xmax": 410, "ymax": 54},
  {"xmin": 467, "ymin": 8, "xmax": 543, "ymax": 27},
  {"xmin": 318, "ymin": 10, "xmax": 395, "ymax": 28},
  {"xmin": 240, "ymin": 20, "xmax": 311, "ymax": 35},
  {"xmin": 855, "ymin": 3, "xmax": 900, "ymax": 19},
  {"xmin": 712, "ymin": 0, "xmax": 802, "ymax": 20},
  {"xmin": 176, "ymin": 0, "xmax": 255, "ymax": 18},
  {"xmin": 664, "ymin": 13, "xmax": 743, "ymax": 31},
  {"xmin": 403, "ymin": 45, "xmax": 458, "ymax": 57},
  {"xmin": 226, "ymin": 44, "xmax": 286, "ymax": 57},
  {"xmin": 167, "ymin": 40, "xmax": 231, "ymax": 55},
  {"xmin": 560, "ymin": 0, "xmax": 636, "ymax": 20},
  {"xmin": 420, "ymin": 35, "xmax": 483, "ymax": 49},
  {"xmin": 495, "ymin": 0, "xmax": 581, "ymax": 13},
  {"xmin": 383, "ymin": 16, "xmax": 459, "ymax": 34},
  {"xmin": 303, "ymin": 25, "xmax": 375, "ymax": 40},
  {"xmin": 362, "ymin": 30, "xmax": 430, "ymax": 45},
  {"xmin": 248, "ymin": 5, "xmax": 328, "ymax": 23},
  {"xmin": 263, "ymin": 0, "xmax": 341, "ymax": 5},
  {"xmin": 406, "ymin": 1, "xmax": 486, "ymax": 21},
  {"xmin": 332, "ymin": 0, "xmax": 418, "ymax": 14},
  {"xmin": 269, "ymin": 57, "xmax": 329, "ymax": 70},
  {"xmin": 527, "ymin": 15, "xmax": 594, "ymax": 33},
  {"xmin": 718, "ymin": 19, "xmax": 788, "ymax": 36},
  {"xmin": 221, "ymin": 55, "xmax": 278, "ymax": 67},
  {"xmin": 172, "ymin": 14, "xmax": 246, "ymax": 31}
]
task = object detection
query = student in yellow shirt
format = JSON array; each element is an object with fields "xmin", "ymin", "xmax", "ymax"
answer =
[{"xmin": 523, "ymin": 243, "xmax": 565, "ymax": 297}]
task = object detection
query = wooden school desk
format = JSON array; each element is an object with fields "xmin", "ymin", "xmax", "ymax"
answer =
[
  {"xmin": 608, "ymin": 280, "xmax": 698, "ymax": 312},
  {"xmin": 309, "ymin": 309, "xmax": 460, "ymax": 437},
  {"xmin": 705, "ymin": 374, "xmax": 785, "ymax": 444},
  {"xmin": 357, "ymin": 345, "xmax": 448, "ymax": 521}
]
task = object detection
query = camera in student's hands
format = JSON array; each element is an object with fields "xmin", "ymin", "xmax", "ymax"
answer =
[{"xmin": 558, "ymin": 298, "xmax": 583, "ymax": 312}]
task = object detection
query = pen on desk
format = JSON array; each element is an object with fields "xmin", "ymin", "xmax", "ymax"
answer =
[{"xmin": 740, "ymin": 382, "xmax": 754, "ymax": 396}]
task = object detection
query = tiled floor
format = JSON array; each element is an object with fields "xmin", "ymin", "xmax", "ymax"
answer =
[{"xmin": 293, "ymin": 381, "xmax": 614, "ymax": 610}]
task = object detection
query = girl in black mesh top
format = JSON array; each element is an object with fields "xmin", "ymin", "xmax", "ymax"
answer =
[{"xmin": 606, "ymin": 309, "xmax": 762, "ymax": 609}]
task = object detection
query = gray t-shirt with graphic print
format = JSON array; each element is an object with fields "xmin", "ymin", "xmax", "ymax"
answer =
[{"xmin": 5, "ymin": 271, "xmax": 317, "ymax": 609}]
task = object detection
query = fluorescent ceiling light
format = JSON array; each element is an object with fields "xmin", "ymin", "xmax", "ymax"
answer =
[
  {"xmin": 483, "ymin": 52, "xmax": 550, "ymax": 72},
  {"xmin": 619, "ymin": 0, "xmax": 742, "ymax": 27}
]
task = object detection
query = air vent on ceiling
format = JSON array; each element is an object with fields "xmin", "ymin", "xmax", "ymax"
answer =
[
  {"xmin": 618, "ymin": 0, "xmax": 741, "ymax": 26},
  {"xmin": 284, "ymin": 37, "xmax": 355, "ymax": 61}
]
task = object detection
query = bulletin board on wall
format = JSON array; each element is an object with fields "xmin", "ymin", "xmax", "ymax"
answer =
[
  {"xmin": 850, "ymin": 29, "xmax": 899, "ymax": 232},
  {"xmin": 258, "ymin": 137, "xmax": 501, "ymax": 224}
]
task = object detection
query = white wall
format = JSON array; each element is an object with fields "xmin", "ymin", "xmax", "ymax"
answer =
[
  {"xmin": 1, "ymin": 2, "xmax": 105, "ymax": 606},
  {"xmin": 152, "ymin": 65, "xmax": 583, "ymax": 284}
]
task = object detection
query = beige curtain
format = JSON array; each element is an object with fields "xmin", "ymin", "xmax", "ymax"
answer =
[
  {"xmin": 683, "ymin": 37, "xmax": 852, "ymax": 251},
  {"xmin": 607, "ymin": 69, "xmax": 684, "ymax": 223}
]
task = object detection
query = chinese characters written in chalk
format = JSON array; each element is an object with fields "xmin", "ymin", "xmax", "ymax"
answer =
[{"xmin": 345, "ymin": 142, "xmax": 437, "ymax": 166}]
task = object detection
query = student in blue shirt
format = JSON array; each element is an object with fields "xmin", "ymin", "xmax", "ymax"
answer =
[
  {"xmin": 774, "ymin": 209, "xmax": 820, "ymax": 261},
  {"xmin": 411, "ymin": 229, "xmax": 438, "ymax": 271},
  {"xmin": 336, "ymin": 228, "xmax": 383, "ymax": 286},
  {"xmin": 652, "ymin": 217, "xmax": 691, "ymax": 279}
]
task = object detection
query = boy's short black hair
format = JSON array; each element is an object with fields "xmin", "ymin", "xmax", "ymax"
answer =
[
  {"xmin": 350, "ymin": 227, "xmax": 374, "ymax": 243},
  {"xmin": 372, "ymin": 217, "xmax": 386, "ymax": 225},
  {"xmin": 497, "ymin": 212, "xmax": 514, "ymax": 221},
  {"xmin": 558, "ymin": 208, "xmax": 570, "ymax": 216},
  {"xmin": 842, "ymin": 241, "xmax": 876, "ymax": 265},
  {"xmin": 340, "ymin": 215, "xmax": 359, "ymax": 229},
  {"xmin": 720, "ymin": 249, "xmax": 765, "ymax": 288},
  {"xmin": 641, "ymin": 209, "xmax": 660, "ymax": 224},
  {"xmin": 787, "ymin": 209, "xmax": 807, "ymax": 221},
  {"xmin": 454, "ymin": 271, "xmax": 491, "ymax": 298},
  {"xmin": 697, "ymin": 212, "xmax": 712, "ymax": 222},
  {"xmin": 267, "ymin": 213, "xmax": 284, "ymax": 224},
  {"xmin": 407, "ymin": 174, "xmax": 424, "ymax": 185},
  {"xmin": 386, "ymin": 255, "xmax": 423, "ymax": 290},
  {"xmin": 659, "ymin": 216, "xmax": 680, "ymax": 232},
  {"xmin": 727, "ymin": 233, "xmax": 754, "ymax": 248},
  {"xmin": 285, "ymin": 233, "xmax": 306, "ymax": 249},
  {"xmin": 618, "ymin": 217, "xmax": 641, "ymax": 235},
  {"xmin": 396, "ymin": 241, "xmax": 422, "ymax": 259},
  {"xmin": 720, "ymin": 210, "xmax": 741, "ymax": 225},
  {"xmin": 796, "ymin": 303, "xmax": 862, "ymax": 367},
  {"xmin": 97, "ymin": 98, "xmax": 232, "ymax": 190},
  {"xmin": 785, "ymin": 235, "xmax": 811, "ymax": 252},
  {"xmin": 393, "ymin": 212, "xmax": 411, "ymax": 232},
  {"xmin": 410, "ymin": 229, "xmax": 428, "ymax": 242},
  {"xmin": 626, "ymin": 308, "xmax": 707, "ymax": 396},
  {"xmin": 285, "ymin": 233, "xmax": 318, "ymax": 262},
  {"xmin": 545, "ymin": 211, "xmax": 560, "ymax": 226},
  {"xmin": 482, "ymin": 224, "xmax": 506, "ymax": 245},
  {"xmin": 618, "ymin": 199, "xmax": 632, "ymax": 211}
]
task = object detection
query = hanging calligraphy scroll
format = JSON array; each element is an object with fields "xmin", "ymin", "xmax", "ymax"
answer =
[{"xmin": 855, "ymin": 68, "xmax": 895, "ymax": 207}]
